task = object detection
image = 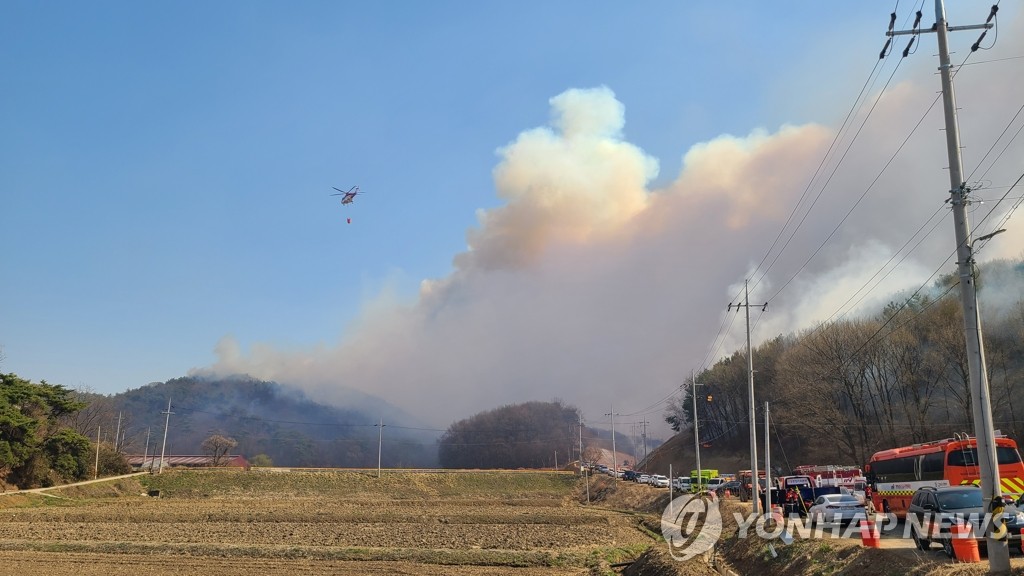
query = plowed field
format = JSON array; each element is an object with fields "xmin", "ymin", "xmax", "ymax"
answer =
[{"xmin": 0, "ymin": 470, "xmax": 655, "ymax": 575}]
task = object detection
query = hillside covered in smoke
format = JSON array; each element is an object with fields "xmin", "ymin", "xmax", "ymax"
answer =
[{"xmin": 77, "ymin": 375, "xmax": 440, "ymax": 468}]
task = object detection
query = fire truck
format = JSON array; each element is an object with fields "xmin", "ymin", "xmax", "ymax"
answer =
[
  {"xmin": 790, "ymin": 464, "xmax": 867, "ymax": 504},
  {"xmin": 737, "ymin": 469, "xmax": 766, "ymax": 502}
]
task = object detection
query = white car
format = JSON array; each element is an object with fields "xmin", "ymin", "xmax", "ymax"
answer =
[
  {"xmin": 637, "ymin": 474, "xmax": 651, "ymax": 484},
  {"xmin": 807, "ymin": 494, "xmax": 868, "ymax": 525},
  {"xmin": 650, "ymin": 475, "xmax": 670, "ymax": 488},
  {"xmin": 672, "ymin": 477, "xmax": 692, "ymax": 491}
]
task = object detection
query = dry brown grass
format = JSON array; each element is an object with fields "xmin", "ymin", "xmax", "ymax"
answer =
[{"xmin": 0, "ymin": 470, "xmax": 656, "ymax": 575}]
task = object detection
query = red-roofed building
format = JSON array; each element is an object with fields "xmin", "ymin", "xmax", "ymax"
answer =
[{"xmin": 127, "ymin": 455, "xmax": 249, "ymax": 470}]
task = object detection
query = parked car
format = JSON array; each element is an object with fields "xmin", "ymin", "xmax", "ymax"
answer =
[
  {"xmin": 637, "ymin": 474, "xmax": 651, "ymax": 484},
  {"xmin": 807, "ymin": 494, "xmax": 868, "ymax": 525},
  {"xmin": 707, "ymin": 478, "xmax": 726, "ymax": 490},
  {"xmin": 907, "ymin": 486, "xmax": 1024, "ymax": 557},
  {"xmin": 650, "ymin": 475, "xmax": 670, "ymax": 488},
  {"xmin": 621, "ymin": 470, "xmax": 639, "ymax": 482}
]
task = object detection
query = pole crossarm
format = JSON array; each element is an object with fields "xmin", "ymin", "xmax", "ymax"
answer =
[{"xmin": 888, "ymin": 23, "xmax": 991, "ymax": 36}]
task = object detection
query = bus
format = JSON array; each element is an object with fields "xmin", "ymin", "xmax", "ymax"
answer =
[{"xmin": 865, "ymin": 434, "xmax": 1024, "ymax": 518}]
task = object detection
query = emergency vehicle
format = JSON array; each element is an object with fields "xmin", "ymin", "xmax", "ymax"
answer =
[{"xmin": 866, "ymin": 434, "xmax": 1024, "ymax": 519}]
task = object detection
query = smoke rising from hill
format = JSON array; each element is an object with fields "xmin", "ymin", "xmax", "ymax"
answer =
[{"xmin": 204, "ymin": 18, "xmax": 1024, "ymax": 431}]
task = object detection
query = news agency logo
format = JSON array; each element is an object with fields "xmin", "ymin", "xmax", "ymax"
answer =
[{"xmin": 661, "ymin": 492, "xmax": 723, "ymax": 562}]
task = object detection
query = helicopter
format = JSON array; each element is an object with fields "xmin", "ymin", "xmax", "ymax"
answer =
[
  {"xmin": 331, "ymin": 185, "xmax": 361, "ymax": 205},
  {"xmin": 330, "ymin": 185, "xmax": 363, "ymax": 224}
]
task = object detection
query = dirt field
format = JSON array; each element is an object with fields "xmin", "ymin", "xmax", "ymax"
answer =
[
  {"xmin": 0, "ymin": 470, "xmax": 654, "ymax": 575},
  {"xmin": 6, "ymin": 470, "xmax": 1024, "ymax": 575}
]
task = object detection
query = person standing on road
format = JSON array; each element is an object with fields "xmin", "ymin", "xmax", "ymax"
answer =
[{"xmin": 785, "ymin": 487, "xmax": 799, "ymax": 516}]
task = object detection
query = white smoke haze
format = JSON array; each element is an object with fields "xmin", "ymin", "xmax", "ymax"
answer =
[{"xmin": 204, "ymin": 14, "xmax": 1024, "ymax": 432}]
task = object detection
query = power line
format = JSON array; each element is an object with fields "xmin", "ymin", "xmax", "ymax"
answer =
[{"xmin": 749, "ymin": 1, "xmax": 928, "ymax": 296}]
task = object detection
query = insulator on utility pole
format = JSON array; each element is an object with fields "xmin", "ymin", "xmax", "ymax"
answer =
[
  {"xmin": 903, "ymin": 36, "xmax": 917, "ymax": 57},
  {"xmin": 971, "ymin": 31, "xmax": 987, "ymax": 52}
]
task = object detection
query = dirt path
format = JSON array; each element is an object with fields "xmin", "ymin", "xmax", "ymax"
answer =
[{"xmin": 0, "ymin": 472, "xmax": 147, "ymax": 498}]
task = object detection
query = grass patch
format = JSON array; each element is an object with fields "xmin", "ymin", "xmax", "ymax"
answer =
[{"xmin": 138, "ymin": 469, "xmax": 578, "ymax": 500}]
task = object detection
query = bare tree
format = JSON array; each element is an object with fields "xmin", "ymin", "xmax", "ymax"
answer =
[{"xmin": 201, "ymin": 434, "xmax": 238, "ymax": 466}]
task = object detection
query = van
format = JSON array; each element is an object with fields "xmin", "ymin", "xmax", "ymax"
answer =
[{"xmin": 672, "ymin": 477, "xmax": 691, "ymax": 491}]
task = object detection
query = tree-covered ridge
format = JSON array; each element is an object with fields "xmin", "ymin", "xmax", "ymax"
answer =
[
  {"xmin": 439, "ymin": 400, "xmax": 581, "ymax": 469},
  {"xmin": 666, "ymin": 258, "xmax": 1024, "ymax": 467},
  {"xmin": 108, "ymin": 375, "xmax": 439, "ymax": 469},
  {"xmin": 0, "ymin": 373, "xmax": 93, "ymax": 488}
]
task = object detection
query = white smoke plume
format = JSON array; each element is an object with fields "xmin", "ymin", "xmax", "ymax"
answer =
[{"xmin": 205, "ymin": 16, "xmax": 1024, "ymax": 431}]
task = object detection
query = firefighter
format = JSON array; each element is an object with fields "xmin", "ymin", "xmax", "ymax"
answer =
[{"xmin": 785, "ymin": 487, "xmax": 800, "ymax": 517}]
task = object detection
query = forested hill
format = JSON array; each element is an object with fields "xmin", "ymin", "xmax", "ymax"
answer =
[
  {"xmin": 84, "ymin": 375, "xmax": 440, "ymax": 468},
  {"xmin": 663, "ymin": 257, "xmax": 1024, "ymax": 469}
]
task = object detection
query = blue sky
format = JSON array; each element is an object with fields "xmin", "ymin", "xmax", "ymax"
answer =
[{"xmin": 3, "ymin": 2, "xmax": 1022, "ymax": 432}]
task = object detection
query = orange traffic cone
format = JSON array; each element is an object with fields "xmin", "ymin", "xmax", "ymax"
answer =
[
  {"xmin": 859, "ymin": 518, "xmax": 881, "ymax": 548},
  {"xmin": 949, "ymin": 523, "xmax": 980, "ymax": 562}
]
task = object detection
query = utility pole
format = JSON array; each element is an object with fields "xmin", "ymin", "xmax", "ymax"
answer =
[
  {"xmin": 580, "ymin": 415, "xmax": 590, "ymax": 503},
  {"xmin": 640, "ymin": 420, "xmax": 649, "ymax": 466},
  {"xmin": 629, "ymin": 423, "xmax": 638, "ymax": 467},
  {"xmin": 604, "ymin": 407, "xmax": 619, "ymax": 476},
  {"xmin": 729, "ymin": 279, "xmax": 767, "ymax": 515},
  {"xmin": 114, "ymin": 411, "xmax": 122, "ymax": 453},
  {"xmin": 887, "ymin": 3, "xmax": 1004, "ymax": 571},
  {"xmin": 631, "ymin": 423, "xmax": 639, "ymax": 467},
  {"xmin": 578, "ymin": 416, "xmax": 584, "ymax": 472},
  {"xmin": 692, "ymin": 370, "xmax": 702, "ymax": 493},
  {"xmin": 158, "ymin": 398, "xmax": 173, "ymax": 474},
  {"xmin": 765, "ymin": 401, "xmax": 771, "ymax": 517},
  {"xmin": 376, "ymin": 417, "xmax": 386, "ymax": 478},
  {"xmin": 94, "ymin": 426, "xmax": 101, "ymax": 480},
  {"xmin": 142, "ymin": 427, "xmax": 151, "ymax": 472}
]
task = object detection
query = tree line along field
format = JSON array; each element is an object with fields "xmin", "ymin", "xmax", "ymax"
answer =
[{"xmin": 0, "ymin": 470, "xmax": 657, "ymax": 576}]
